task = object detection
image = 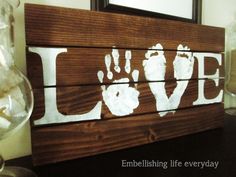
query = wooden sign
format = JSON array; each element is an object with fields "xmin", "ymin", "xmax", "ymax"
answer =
[{"xmin": 25, "ymin": 4, "xmax": 225, "ymax": 166}]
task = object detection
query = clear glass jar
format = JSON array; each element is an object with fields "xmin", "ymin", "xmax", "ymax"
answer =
[
  {"xmin": 0, "ymin": 0, "xmax": 19, "ymax": 66},
  {"xmin": 0, "ymin": 0, "xmax": 36, "ymax": 176},
  {"xmin": 225, "ymin": 16, "xmax": 236, "ymax": 115},
  {"xmin": 0, "ymin": 0, "xmax": 34, "ymax": 140}
]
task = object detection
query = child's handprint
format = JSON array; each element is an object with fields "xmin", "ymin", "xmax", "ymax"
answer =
[{"xmin": 97, "ymin": 49, "xmax": 140, "ymax": 116}]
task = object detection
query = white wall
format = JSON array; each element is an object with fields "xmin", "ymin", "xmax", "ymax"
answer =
[
  {"xmin": 202, "ymin": 0, "xmax": 236, "ymax": 28},
  {"xmin": 1, "ymin": 0, "xmax": 236, "ymax": 160},
  {"xmin": 0, "ymin": 0, "xmax": 90, "ymax": 160}
]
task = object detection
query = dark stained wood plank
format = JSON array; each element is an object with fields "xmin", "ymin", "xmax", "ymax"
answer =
[
  {"xmin": 26, "ymin": 47, "xmax": 224, "ymax": 88},
  {"xmin": 25, "ymin": 4, "xmax": 224, "ymax": 52},
  {"xmin": 31, "ymin": 103, "xmax": 224, "ymax": 166},
  {"xmin": 31, "ymin": 79, "xmax": 224, "ymax": 122},
  {"xmin": 25, "ymin": 4, "xmax": 225, "ymax": 167}
]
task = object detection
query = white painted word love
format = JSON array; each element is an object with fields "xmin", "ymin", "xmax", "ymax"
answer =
[{"xmin": 29, "ymin": 44, "xmax": 223, "ymax": 126}]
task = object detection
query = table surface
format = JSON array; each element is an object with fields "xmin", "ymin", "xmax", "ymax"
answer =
[{"xmin": 7, "ymin": 114, "xmax": 236, "ymax": 177}]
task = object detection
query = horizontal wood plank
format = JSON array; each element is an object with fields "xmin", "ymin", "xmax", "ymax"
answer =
[
  {"xmin": 25, "ymin": 4, "xmax": 225, "ymax": 166},
  {"xmin": 26, "ymin": 47, "xmax": 224, "ymax": 88},
  {"xmin": 31, "ymin": 79, "xmax": 224, "ymax": 123},
  {"xmin": 25, "ymin": 4, "xmax": 224, "ymax": 52},
  {"xmin": 31, "ymin": 103, "xmax": 224, "ymax": 166}
]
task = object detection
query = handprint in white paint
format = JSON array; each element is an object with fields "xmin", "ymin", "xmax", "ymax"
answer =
[
  {"xmin": 97, "ymin": 49, "xmax": 140, "ymax": 116},
  {"xmin": 143, "ymin": 44, "xmax": 194, "ymax": 116}
]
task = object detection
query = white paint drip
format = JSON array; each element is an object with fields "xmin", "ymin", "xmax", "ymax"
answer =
[
  {"xmin": 112, "ymin": 48, "xmax": 121, "ymax": 73},
  {"xmin": 105, "ymin": 54, "xmax": 113, "ymax": 80},
  {"xmin": 125, "ymin": 50, "xmax": 132, "ymax": 74}
]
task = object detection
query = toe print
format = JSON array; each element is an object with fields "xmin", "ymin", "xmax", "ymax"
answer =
[{"xmin": 97, "ymin": 48, "xmax": 140, "ymax": 116}]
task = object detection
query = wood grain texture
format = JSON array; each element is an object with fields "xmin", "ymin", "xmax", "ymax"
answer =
[
  {"xmin": 25, "ymin": 4, "xmax": 225, "ymax": 166},
  {"xmin": 31, "ymin": 103, "xmax": 224, "ymax": 166},
  {"xmin": 26, "ymin": 47, "xmax": 224, "ymax": 88},
  {"xmin": 31, "ymin": 79, "xmax": 224, "ymax": 122},
  {"xmin": 25, "ymin": 4, "xmax": 224, "ymax": 51}
]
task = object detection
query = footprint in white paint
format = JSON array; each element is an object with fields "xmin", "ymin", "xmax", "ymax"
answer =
[
  {"xmin": 97, "ymin": 49, "xmax": 140, "ymax": 116},
  {"xmin": 143, "ymin": 43, "xmax": 194, "ymax": 117},
  {"xmin": 143, "ymin": 43, "xmax": 170, "ymax": 116},
  {"xmin": 173, "ymin": 45, "xmax": 194, "ymax": 80},
  {"xmin": 169, "ymin": 45, "xmax": 194, "ymax": 110}
]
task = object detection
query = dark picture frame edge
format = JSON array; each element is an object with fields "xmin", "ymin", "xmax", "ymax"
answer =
[{"xmin": 91, "ymin": 0, "xmax": 202, "ymax": 24}]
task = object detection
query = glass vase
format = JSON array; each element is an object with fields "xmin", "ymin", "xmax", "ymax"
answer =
[
  {"xmin": 0, "ymin": 0, "xmax": 36, "ymax": 176},
  {"xmin": 225, "ymin": 16, "xmax": 236, "ymax": 115}
]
